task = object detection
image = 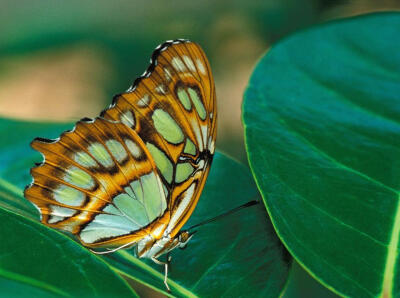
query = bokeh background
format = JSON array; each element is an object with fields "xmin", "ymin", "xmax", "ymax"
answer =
[{"xmin": 1, "ymin": 1, "xmax": 398, "ymax": 297}]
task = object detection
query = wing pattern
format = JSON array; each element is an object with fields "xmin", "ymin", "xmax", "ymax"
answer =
[
  {"xmin": 101, "ymin": 39, "xmax": 216, "ymax": 237},
  {"xmin": 25, "ymin": 39, "xmax": 216, "ymax": 249},
  {"xmin": 25, "ymin": 118, "xmax": 168, "ymax": 248}
]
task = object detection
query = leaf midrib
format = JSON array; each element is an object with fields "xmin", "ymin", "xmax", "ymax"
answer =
[
  {"xmin": 255, "ymin": 88, "xmax": 400, "ymax": 296},
  {"xmin": 248, "ymin": 88, "xmax": 400, "ymax": 296},
  {"xmin": 380, "ymin": 192, "xmax": 400, "ymax": 298},
  {"xmin": 244, "ymin": 126, "xmax": 377, "ymax": 297}
]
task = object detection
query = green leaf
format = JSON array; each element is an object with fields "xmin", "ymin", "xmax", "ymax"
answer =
[
  {"xmin": 0, "ymin": 199, "xmax": 137, "ymax": 297},
  {"xmin": 0, "ymin": 117, "xmax": 291, "ymax": 297},
  {"xmin": 243, "ymin": 12, "xmax": 400, "ymax": 298}
]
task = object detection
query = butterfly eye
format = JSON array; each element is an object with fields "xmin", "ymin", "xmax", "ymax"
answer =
[{"xmin": 177, "ymin": 230, "xmax": 194, "ymax": 249}]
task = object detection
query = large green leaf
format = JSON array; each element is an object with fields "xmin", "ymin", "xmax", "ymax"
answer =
[
  {"xmin": 0, "ymin": 191, "xmax": 137, "ymax": 297},
  {"xmin": 0, "ymin": 117, "xmax": 291, "ymax": 297},
  {"xmin": 243, "ymin": 12, "xmax": 400, "ymax": 298}
]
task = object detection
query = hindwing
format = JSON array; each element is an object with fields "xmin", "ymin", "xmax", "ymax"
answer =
[{"xmin": 24, "ymin": 118, "xmax": 168, "ymax": 248}]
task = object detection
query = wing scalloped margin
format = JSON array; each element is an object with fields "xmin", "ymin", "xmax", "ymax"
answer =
[{"xmin": 24, "ymin": 117, "xmax": 167, "ymax": 246}]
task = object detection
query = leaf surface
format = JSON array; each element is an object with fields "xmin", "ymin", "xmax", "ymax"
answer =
[{"xmin": 243, "ymin": 12, "xmax": 400, "ymax": 298}]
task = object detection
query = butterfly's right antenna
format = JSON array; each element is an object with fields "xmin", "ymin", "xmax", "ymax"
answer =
[{"xmin": 186, "ymin": 200, "xmax": 260, "ymax": 232}]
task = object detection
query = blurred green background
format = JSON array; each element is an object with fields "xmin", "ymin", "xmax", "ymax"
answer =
[{"xmin": 0, "ymin": 1, "xmax": 398, "ymax": 297}]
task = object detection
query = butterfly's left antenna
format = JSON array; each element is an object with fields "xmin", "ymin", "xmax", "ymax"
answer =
[{"xmin": 186, "ymin": 200, "xmax": 259, "ymax": 232}]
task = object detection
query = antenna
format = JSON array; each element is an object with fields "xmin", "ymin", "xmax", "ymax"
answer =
[{"xmin": 187, "ymin": 200, "xmax": 259, "ymax": 231}]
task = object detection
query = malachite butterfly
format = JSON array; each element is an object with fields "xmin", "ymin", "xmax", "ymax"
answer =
[{"xmin": 24, "ymin": 39, "xmax": 216, "ymax": 291}]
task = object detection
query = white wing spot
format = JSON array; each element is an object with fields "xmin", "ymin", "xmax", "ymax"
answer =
[
  {"xmin": 183, "ymin": 55, "xmax": 196, "ymax": 72},
  {"xmin": 106, "ymin": 139, "xmax": 128, "ymax": 163},
  {"xmin": 201, "ymin": 124, "xmax": 208, "ymax": 146},
  {"xmin": 155, "ymin": 84, "xmax": 167, "ymax": 95},
  {"xmin": 164, "ymin": 68, "xmax": 172, "ymax": 81},
  {"xmin": 88, "ymin": 143, "xmax": 114, "ymax": 168},
  {"xmin": 48, "ymin": 216, "xmax": 64, "ymax": 224},
  {"xmin": 190, "ymin": 118, "xmax": 204, "ymax": 151},
  {"xmin": 53, "ymin": 184, "xmax": 85, "ymax": 206},
  {"xmin": 196, "ymin": 59, "xmax": 206, "ymax": 75},
  {"xmin": 74, "ymin": 151, "xmax": 97, "ymax": 168},
  {"xmin": 137, "ymin": 94, "xmax": 150, "ymax": 107},
  {"xmin": 198, "ymin": 159, "xmax": 205, "ymax": 170},
  {"xmin": 172, "ymin": 57, "xmax": 186, "ymax": 72},
  {"xmin": 125, "ymin": 139, "xmax": 142, "ymax": 159},
  {"xmin": 48, "ymin": 205, "xmax": 76, "ymax": 224},
  {"xmin": 64, "ymin": 166, "xmax": 95, "ymax": 189},
  {"xmin": 209, "ymin": 139, "xmax": 215, "ymax": 154},
  {"xmin": 120, "ymin": 110, "xmax": 135, "ymax": 127}
]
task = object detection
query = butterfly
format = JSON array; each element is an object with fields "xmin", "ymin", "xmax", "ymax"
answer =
[{"xmin": 24, "ymin": 39, "xmax": 216, "ymax": 291}]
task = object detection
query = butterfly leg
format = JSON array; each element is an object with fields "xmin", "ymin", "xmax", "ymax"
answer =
[{"xmin": 152, "ymin": 254, "xmax": 172, "ymax": 292}]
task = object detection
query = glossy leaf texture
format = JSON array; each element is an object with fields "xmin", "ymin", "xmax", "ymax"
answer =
[
  {"xmin": 243, "ymin": 12, "xmax": 400, "ymax": 298},
  {"xmin": 0, "ymin": 206, "xmax": 138, "ymax": 297},
  {"xmin": 0, "ymin": 117, "xmax": 291, "ymax": 297}
]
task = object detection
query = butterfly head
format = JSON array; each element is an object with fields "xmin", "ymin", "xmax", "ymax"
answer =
[{"xmin": 176, "ymin": 230, "xmax": 196, "ymax": 250}]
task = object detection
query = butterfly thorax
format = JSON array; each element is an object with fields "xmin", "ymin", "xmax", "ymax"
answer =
[{"xmin": 136, "ymin": 229, "xmax": 193, "ymax": 259}]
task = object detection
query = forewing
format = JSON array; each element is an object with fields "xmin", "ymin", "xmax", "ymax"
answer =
[
  {"xmin": 24, "ymin": 118, "xmax": 167, "ymax": 248},
  {"xmin": 101, "ymin": 40, "xmax": 217, "ymax": 237}
]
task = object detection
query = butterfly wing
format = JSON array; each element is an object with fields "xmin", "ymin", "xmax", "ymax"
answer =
[
  {"xmin": 24, "ymin": 118, "xmax": 168, "ymax": 248},
  {"xmin": 101, "ymin": 40, "xmax": 216, "ymax": 238}
]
